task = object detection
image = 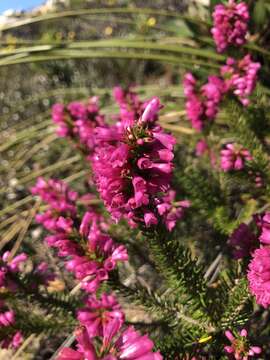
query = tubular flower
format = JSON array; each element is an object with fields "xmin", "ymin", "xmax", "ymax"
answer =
[
  {"xmin": 228, "ymin": 223, "xmax": 257, "ymax": 259},
  {"xmin": 156, "ymin": 191, "xmax": 190, "ymax": 232},
  {"xmin": 52, "ymin": 97, "xmax": 105, "ymax": 152},
  {"xmin": 183, "ymin": 73, "xmax": 225, "ymax": 131},
  {"xmin": 224, "ymin": 329, "xmax": 262, "ymax": 359},
  {"xmin": 211, "ymin": 0, "xmax": 249, "ymax": 53},
  {"xmin": 93, "ymin": 96, "xmax": 187, "ymax": 230},
  {"xmin": 58, "ymin": 318, "xmax": 163, "ymax": 360},
  {"xmin": 221, "ymin": 56, "xmax": 261, "ymax": 106},
  {"xmin": 66, "ymin": 218, "xmax": 128, "ymax": 293},
  {"xmin": 247, "ymin": 247, "xmax": 270, "ymax": 308},
  {"xmin": 220, "ymin": 143, "xmax": 252, "ymax": 172},
  {"xmin": 32, "ymin": 178, "xmax": 127, "ymax": 293},
  {"xmin": 77, "ymin": 293, "xmax": 125, "ymax": 338}
]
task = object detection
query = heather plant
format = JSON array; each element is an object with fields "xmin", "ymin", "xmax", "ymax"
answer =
[{"xmin": 2, "ymin": 1, "xmax": 270, "ymax": 359}]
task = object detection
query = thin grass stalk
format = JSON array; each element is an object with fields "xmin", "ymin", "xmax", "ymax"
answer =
[
  {"xmin": 0, "ymin": 50, "xmax": 221, "ymax": 69},
  {"xmin": 0, "ymin": 7, "xmax": 211, "ymax": 32}
]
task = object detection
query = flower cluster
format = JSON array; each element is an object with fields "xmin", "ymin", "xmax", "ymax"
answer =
[
  {"xmin": 92, "ymin": 97, "xmax": 189, "ymax": 229},
  {"xmin": 58, "ymin": 293, "xmax": 162, "ymax": 360},
  {"xmin": 0, "ymin": 302, "xmax": 23, "ymax": 349},
  {"xmin": 52, "ymin": 96, "xmax": 105, "ymax": 152},
  {"xmin": 211, "ymin": 0, "xmax": 249, "ymax": 53},
  {"xmin": 184, "ymin": 1, "xmax": 260, "ymax": 133},
  {"xmin": 32, "ymin": 178, "xmax": 128, "ymax": 293},
  {"xmin": 220, "ymin": 143, "xmax": 252, "ymax": 172},
  {"xmin": 183, "ymin": 73, "xmax": 225, "ymax": 131},
  {"xmin": 221, "ymin": 56, "xmax": 261, "ymax": 106},
  {"xmin": 224, "ymin": 329, "xmax": 262, "ymax": 359}
]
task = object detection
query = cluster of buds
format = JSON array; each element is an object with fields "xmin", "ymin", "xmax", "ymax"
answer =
[
  {"xmin": 221, "ymin": 56, "xmax": 261, "ymax": 106},
  {"xmin": 211, "ymin": 0, "xmax": 249, "ymax": 53},
  {"xmin": 183, "ymin": 73, "xmax": 225, "ymax": 131},
  {"xmin": 220, "ymin": 143, "xmax": 252, "ymax": 172},
  {"xmin": 52, "ymin": 97, "xmax": 105, "ymax": 152}
]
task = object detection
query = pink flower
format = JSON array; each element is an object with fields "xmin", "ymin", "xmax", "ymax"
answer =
[
  {"xmin": 0, "ymin": 303, "xmax": 23, "ymax": 349},
  {"xmin": 156, "ymin": 191, "xmax": 190, "ymax": 232},
  {"xmin": 195, "ymin": 139, "xmax": 208, "ymax": 157},
  {"xmin": 211, "ymin": 0, "xmax": 249, "ymax": 53},
  {"xmin": 52, "ymin": 97, "xmax": 105, "ymax": 152},
  {"xmin": 52, "ymin": 103, "xmax": 70, "ymax": 137},
  {"xmin": 228, "ymin": 223, "xmax": 257, "ymax": 259},
  {"xmin": 31, "ymin": 177, "xmax": 78, "ymax": 216},
  {"xmin": 248, "ymin": 247, "xmax": 270, "ymax": 308},
  {"xmin": 93, "ymin": 95, "xmax": 180, "ymax": 229},
  {"xmin": 224, "ymin": 329, "xmax": 262, "ymax": 359},
  {"xmin": 220, "ymin": 144, "xmax": 252, "ymax": 172},
  {"xmin": 65, "ymin": 218, "xmax": 128, "ymax": 293},
  {"xmin": 58, "ymin": 319, "xmax": 162, "ymax": 360},
  {"xmin": 77, "ymin": 293, "xmax": 124, "ymax": 338},
  {"xmin": 33, "ymin": 178, "xmax": 127, "ymax": 294},
  {"xmin": 183, "ymin": 73, "xmax": 225, "ymax": 131},
  {"xmin": 221, "ymin": 55, "xmax": 260, "ymax": 106}
]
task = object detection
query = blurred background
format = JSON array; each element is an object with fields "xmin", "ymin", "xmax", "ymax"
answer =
[{"xmin": 1, "ymin": 0, "xmax": 270, "ymax": 358}]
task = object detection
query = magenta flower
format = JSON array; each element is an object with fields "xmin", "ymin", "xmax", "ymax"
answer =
[
  {"xmin": 31, "ymin": 177, "xmax": 78, "ymax": 216},
  {"xmin": 183, "ymin": 73, "xmax": 225, "ymax": 131},
  {"xmin": 32, "ymin": 178, "xmax": 128, "ymax": 294},
  {"xmin": 52, "ymin": 103, "xmax": 70, "ymax": 137},
  {"xmin": 93, "ymin": 96, "xmax": 185, "ymax": 230},
  {"xmin": 0, "ymin": 304, "xmax": 23, "ymax": 349},
  {"xmin": 156, "ymin": 191, "xmax": 190, "ymax": 232},
  {"xmin": 211, "ymin": 0, "xmax": 249, "ymax": 53},
  {"xmin": 58, "ymin": 319, "xmax": 162, "ymax": 360},
  {"xmin": 221, "ymin": 55, "xmax": 261, "ymax": 106},
  {"xmin": 220, "ymin": 144, "xmax": 252, "ymax": 172},
  {"xmin": 228, "ymin": 223, "xmax": 257, "ymax": 259},
  {"xmin": 77, "ymin": 293, "xmax": 124, "ymax": 338},
  {"xmin": 224, "ymin": 329, "xmax": 262, "ymax": 359},
  {"xmin": 248, "ymin": 247, "xmax": 270, "ymax": 308},
  {"xmin": 52, "ymin": 97, "xmax": 105, "ymax": 152},
  {"xmin": 66, "ymin": 220, "xmax": 128, "ymax": 293},
  {"xmin": 195, "ymin": 139, "xmax": 208, "ymax": 157}
]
